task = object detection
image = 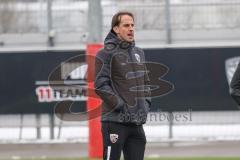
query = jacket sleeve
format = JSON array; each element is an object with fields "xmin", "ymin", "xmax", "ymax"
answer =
[
  {"xmin": 94, "ymin": 51, "xmax": 125, "ymax": 111},
  {"xmin": 140, "ymin": 49, "xmax": 151, "ymax": 108},
  {"xmin": 230, "ymin": 62, "xmax": 240, "ymax": 106}
]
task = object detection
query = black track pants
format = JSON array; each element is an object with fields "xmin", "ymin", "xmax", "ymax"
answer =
[{"xmin": 101, "ymin": 122, "xmax": 146, "ymax": 160}]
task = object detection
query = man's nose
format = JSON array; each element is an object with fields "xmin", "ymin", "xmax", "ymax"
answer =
[{"xmin": 129, "ymin": 26, "xmax": 134, "ymax": 31}]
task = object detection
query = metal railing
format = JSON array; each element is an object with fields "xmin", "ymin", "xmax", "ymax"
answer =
[
  {"xmin": 1, "ymin": 0, "xmax": 240, "ymax": 47},
  {"xmin": 0, "ymin": 111, "xmax": 240, "ymax": 142}
]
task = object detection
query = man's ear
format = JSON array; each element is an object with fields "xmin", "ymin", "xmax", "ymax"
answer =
[{"xmin": 113, "ymin": 26, "xmax": 119, "ymax": 34}]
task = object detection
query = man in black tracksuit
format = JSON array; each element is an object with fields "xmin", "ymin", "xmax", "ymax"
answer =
[
  {"xmin": 94, "ymin": 11, "xmax": 151, "ymax": 160},
  {"xmin": 230, "ymin": 62, "xmax": 240, "ymax": 107}
]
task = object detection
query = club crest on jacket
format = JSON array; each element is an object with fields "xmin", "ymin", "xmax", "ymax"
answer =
[{"xmin": 134, "ymin": 53, "xmax": 141, "ymax": 63}]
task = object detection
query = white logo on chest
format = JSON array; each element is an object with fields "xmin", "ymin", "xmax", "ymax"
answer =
[{"xmin": 134, "ymin": 53, "xmax": 141, "ymax": 63}]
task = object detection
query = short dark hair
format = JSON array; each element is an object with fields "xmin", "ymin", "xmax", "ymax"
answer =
[{"xmin": 111, "ymin": 11, "xmax": 134, "ymax": 29}]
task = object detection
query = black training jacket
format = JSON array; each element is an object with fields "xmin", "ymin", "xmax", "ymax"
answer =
[{"xmin": 94, "ymin": 31, "xmax": 151, "ymax": 125}]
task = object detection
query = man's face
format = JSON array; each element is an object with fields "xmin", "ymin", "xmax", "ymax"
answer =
[{"xmin": 113, "ymin": 15, "xmax": 134, "ymax": 42}]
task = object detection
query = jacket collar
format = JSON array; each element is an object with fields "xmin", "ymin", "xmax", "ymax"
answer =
[{"xmin": 104, "ymin": 30, "xmax": 135, "ymax": 50}]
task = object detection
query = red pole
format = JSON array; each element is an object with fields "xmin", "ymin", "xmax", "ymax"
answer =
[{"xmin": 86, "ymin": 43, "xmax": 103, "ymax": 158}]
